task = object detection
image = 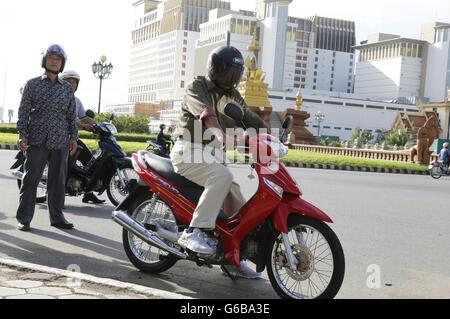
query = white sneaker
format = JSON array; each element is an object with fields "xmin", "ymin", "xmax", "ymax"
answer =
[
  {"xmin": 222, "ymin": 261, "xmax": 262, "ymax": 279},
  {"xmin": 178, "ymin": 228, "xmax": 217, "ymax": 255}
]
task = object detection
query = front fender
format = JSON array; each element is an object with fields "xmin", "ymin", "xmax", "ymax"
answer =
[{"xmin": 273, "ymin": 196, "xmax": 333, "ymax": 233}]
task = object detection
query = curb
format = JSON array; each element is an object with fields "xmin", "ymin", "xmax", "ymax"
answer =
[
  {"xmin": 281, "ymin": 161, "xmax": 430, "ymax": 176},
  {"xmin": 0, "ymin": 144, "xmax": 18, "ymax": 151},
  {"xmin": 0, "ymin": 258, "xmax": 191, "ymax": 299}
]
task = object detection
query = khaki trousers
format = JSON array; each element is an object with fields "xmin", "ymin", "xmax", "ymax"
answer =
[{"xmin": 170, "ymin": 140, "xmax": 234, "ymax": 229}]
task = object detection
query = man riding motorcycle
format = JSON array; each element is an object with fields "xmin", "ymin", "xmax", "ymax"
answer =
[
  {"xmin": 439, "ymin": 142, "xmax": 450, "ymax": 171},
  {"xmin": 170, "ymin": 46, "xmax": 268, "ymax": 278},
  {"xmin": 60, "ymin": 70, "xmax": 105, "ymax": 204}
]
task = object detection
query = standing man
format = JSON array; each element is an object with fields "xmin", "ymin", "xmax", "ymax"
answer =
[{"xmin": 16, "ymin": 44, "xmax": 78, "ymax": 231}]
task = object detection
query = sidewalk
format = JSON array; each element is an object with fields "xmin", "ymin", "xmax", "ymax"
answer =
[{"xmin": 0, "ymin": 258, "xmax": 189, "ymax": 300}]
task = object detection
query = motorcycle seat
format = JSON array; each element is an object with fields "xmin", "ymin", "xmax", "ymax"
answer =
[{"xmin": 143, "ymin": 152, "xmax": 205, "ymax": 203}]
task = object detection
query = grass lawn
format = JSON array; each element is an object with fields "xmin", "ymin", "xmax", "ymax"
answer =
[{"xmin": 0, "ymin": 132, "xmax": 428, "ymax": 172}]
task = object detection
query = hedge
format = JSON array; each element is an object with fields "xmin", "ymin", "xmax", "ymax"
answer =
[{"xmin": 0, "ymin": 125, "xmax": 171, "ymax": 143}]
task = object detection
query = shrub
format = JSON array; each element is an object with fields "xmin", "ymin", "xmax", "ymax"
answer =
[{"xmin": 387, "ymin": 131, "xmax": 408, "ymax": 147}]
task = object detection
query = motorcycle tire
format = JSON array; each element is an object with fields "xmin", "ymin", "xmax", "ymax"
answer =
[
  {"xmin": 266, "ymin": 215, "xmax": 345, "ymax": 299},
  {"xmin": 122, "ymin": 190, "xmax": 178, "ymax": 274},
  {"xmin": 430, "ymin": 165, "xmax": 443, "ymax": 179},
  {"xmin": 107, "ymin": 168, "xmax": 138, "ymax": 207},
  {"xmin": 17, "ymin": 166, "xmax": 48, "ymax": 203}
]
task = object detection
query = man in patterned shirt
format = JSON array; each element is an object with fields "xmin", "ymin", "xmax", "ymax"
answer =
[{"xmin": 16, "ymin": 44, "xmax": 78, "ymax": 231}]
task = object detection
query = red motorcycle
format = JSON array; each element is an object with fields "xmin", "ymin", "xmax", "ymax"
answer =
[{"xmin": 112, "ymin": 104, "xmax": 345, "ymax": 299}]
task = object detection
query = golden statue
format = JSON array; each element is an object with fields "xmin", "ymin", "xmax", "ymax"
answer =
[{"xmin": 238, "ymin": 32, "xmax": 271, "ymax": 111}]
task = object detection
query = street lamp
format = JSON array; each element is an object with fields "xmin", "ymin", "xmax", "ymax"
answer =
[
  {"xmin": 315, "ymin": 111, "xmax": 326, "ymax": 138},
  {"xmin": 92, "ymin": 55, "xmax": 113, "ymax": 114}
]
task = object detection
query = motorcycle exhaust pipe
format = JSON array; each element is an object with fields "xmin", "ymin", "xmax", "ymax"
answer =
[
  {"xmin": 112, "ymin": 210, "xmax": 187, "ymax": 259},
  {"xmin": 12, "ymin": 171, "xmax": 47, "ymax": 189}
]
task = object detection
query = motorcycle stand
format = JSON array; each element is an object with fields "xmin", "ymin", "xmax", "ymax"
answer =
[{"xmin": 220, "ymin": 265, "xmax": 238, "ymax": 281}]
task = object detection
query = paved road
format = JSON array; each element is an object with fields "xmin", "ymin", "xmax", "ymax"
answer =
[{"xmin": 0, "ymin": 149, "xmax": 449, "ymax": 299}]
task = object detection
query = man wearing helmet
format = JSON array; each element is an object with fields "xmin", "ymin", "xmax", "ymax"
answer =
[
  {"xmin": 439, "ymin": 142, "xmax": 450, "ymax": 171},
  {"xmin": 60, "ymin": 70, "xmax": 105, "ymax": 204},
  {"xmin": 16, "ymin": 44, "xmax": 78, "ymax": 231},
  {"xmin": 171, "ymin": 46, "xmax": 268, "ymax": 278}
]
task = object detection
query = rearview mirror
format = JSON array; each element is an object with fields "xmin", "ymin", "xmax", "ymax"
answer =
[
  {"xmin": 223, "ymin": 103, "xmax": 244, "ymax": 122},
  {"xmin": 110, "ymin": 113, "xmax": 115, "ymax": 122},
  {"xmin": 282, "ymin": 115, "xmax": 294, "ymax": 130}
]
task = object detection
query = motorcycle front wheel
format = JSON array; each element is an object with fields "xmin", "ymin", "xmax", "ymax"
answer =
[{"xmin": 266, "ymin": 215, "xmax": 345, "ymax": 299}]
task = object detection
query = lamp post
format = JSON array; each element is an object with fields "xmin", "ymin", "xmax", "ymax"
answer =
[
  {"xmin": 315, "ymin": 111, "xmax": 325, "ymax": 138},
  {"xmin": 92, "ymin": 55, "xmax": 113, "ymax": 114}
]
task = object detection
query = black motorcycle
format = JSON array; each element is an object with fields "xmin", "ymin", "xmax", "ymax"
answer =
[{"xmin": 11, "ymin": 122, "xmax": 138, "ymax": 206}]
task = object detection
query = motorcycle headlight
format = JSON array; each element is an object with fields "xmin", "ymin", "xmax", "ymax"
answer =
[{"xmin": 105, "ymin": 123, "xmax": 118, "ymax": 135}]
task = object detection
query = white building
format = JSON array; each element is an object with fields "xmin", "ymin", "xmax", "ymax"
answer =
[
  {"xmin": 423, "ymin": 22, "xmax": 450, "ymax": 102},
  {"xmin": 129, "ymin": 0, "xmax": 231, "ymax": 105},
  {"xmin": 268, "ymin": 89, "xmax": 419, "ymax": 141},
  {"xmin": 194, "ymin": 1, "xmax": 356, "ymax": 94},
  {"xmin": 354, "ymin": 34, "xmax": 427, "ymax": 100}
]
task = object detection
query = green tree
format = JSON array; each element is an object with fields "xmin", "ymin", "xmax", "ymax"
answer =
[
  {"xmin": 351, "ymin": 127, "xmax": 362, "ymax": 142},
  {"xmin": 361, "ymin": 129, "xmax": 374, "ymax": 144},
  {"xmin": 387, "ymin": 130, "xmax": 409, "ymax": 146},
  {"xmin": 94, "ymin": 113, "xmax": 150, "ymax": 134}
]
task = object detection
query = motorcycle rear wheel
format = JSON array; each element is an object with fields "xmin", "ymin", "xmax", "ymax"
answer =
[
  {"xmin": 430, "ymin": 165, "xmax": 443, "ymax": 179},
  {"xmin": 107, "ymin": 168, "xmax": 139, "ymax": 206},
  {"xmin": 122, "ymin": 191, "xmax": 178, "ymax": 274},
  {"xmin": 266, "ymin": 215, "xmax": 345, "ymax": 299}
]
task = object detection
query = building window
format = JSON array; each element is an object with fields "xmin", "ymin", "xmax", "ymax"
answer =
[
  {"xmin": 301, "ymin": 85, "xmax": 305, "ymax": 89},
  {"xmin": 303, "ymin": 56, "xmax": 308, "ymax": 61},
  {"xmin": 314, "ymin": 64, "xmax": 318, "ymax": 69},
  {"xmin": 181, "ymin": 70, "xmax": 185, "ymax": 76},
  {"xmin": 313, "ymin": 85, "xmax": 316, "ymax": 90},
  {"xmin": 314, "ymin": 71, "xmax": 317, "ymax": 76},
  {"xmin": 301, "ymin": 77, "xmax": 306, "ymax": 82},
  {"xmin": 315, "ymin": 57, "xmax": 319, "ymax": 62},
  {"xmin": 181, "ymin": 81, "xmax": 185, "ymax": 88}
]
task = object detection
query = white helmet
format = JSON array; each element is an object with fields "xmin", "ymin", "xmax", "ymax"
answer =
[
  {"xmin": 444, "ymin": 143, "xmax": 449, "ymax": 149},
  {"xmin": 60, "ymin": 70, "xmax": 81, "ymax": 88},
  {"xmin": 60, "ymin": 70, "xmax": 80, "ymax": 84}
]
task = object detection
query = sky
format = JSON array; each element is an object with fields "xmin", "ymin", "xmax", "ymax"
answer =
[{"xmin": 0, "ymin": 0, "xmax": 449, "ymax": 121}]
